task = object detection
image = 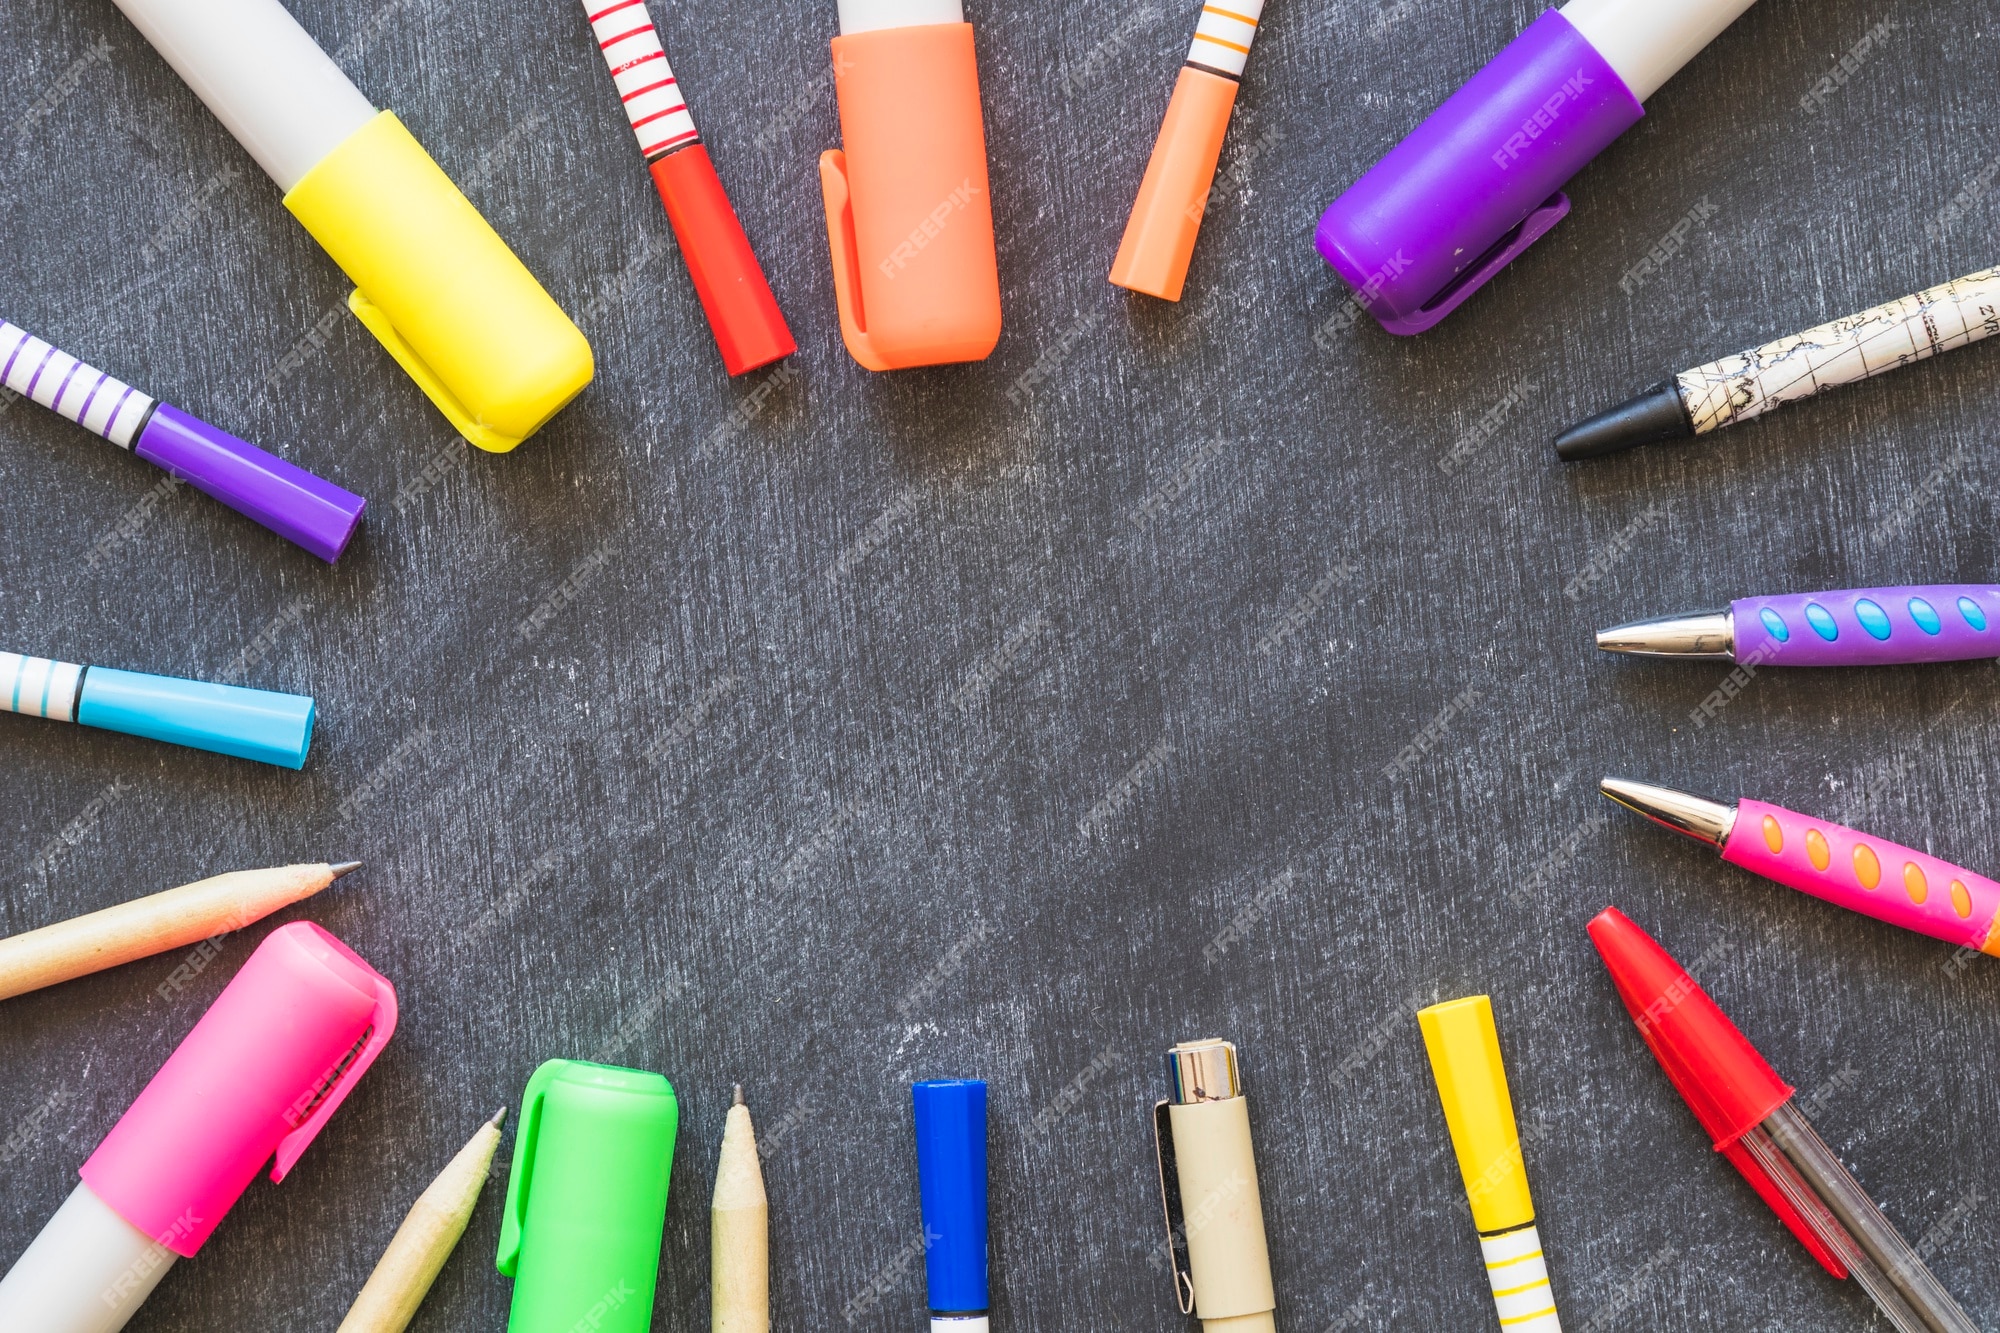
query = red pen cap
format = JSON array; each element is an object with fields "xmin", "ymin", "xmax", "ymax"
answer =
[
  {"xmin": 80, "ymin": 922, "xmax": 397, "ymax": 1256},
  {"xmin": 1588, "ymin": 908, "xmax": 1847, "ymax": 1277},
  {"xmin": 650, "ymin": 144, "xmax": 796, "ymax": 376}
]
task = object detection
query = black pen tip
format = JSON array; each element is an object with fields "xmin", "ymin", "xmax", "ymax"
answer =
[{"xmin": 1555, "ymin": 381, "xmax": 1696, "ymax": 461}]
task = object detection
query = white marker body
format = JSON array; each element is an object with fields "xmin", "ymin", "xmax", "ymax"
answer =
[
  {"xmin": 1558, "ymin": 0, "xmax": 1762, "ymax": 102},
  {"xmin": 0, "ymin": 1183, "xmax": 177, "ymax": 1333},
  {"xmin": 837, "ymin": 0, "xmax": 964, "ymax": 36},
  {"xmin": 110, "ymin": 0, "xmax": 375, "ymax": 190}
]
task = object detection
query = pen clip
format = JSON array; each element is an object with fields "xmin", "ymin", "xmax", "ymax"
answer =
[
  {"xmin": 1152, "ymin": 1099, "xmax": 1196, "ymax": 1315},
  {"xmin": 346, "ymin": 289, "xmax": 524, "ymax": 454},
  {"xmin": 496, "ymin": 1061, "xmax": 560, "ymax": 1275},
  {"xmin": 271, "ymin": 967, "xmax": 398, "ymax": 1183}
]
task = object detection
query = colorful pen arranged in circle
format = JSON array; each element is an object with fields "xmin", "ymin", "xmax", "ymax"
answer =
[
  {"xmin": 576, "ymin": 0, "xmax": 796, "ymax": 376},
  {"xmin": 1557, "ymin": 264, "xmax": 2000, "ymax": 460},
  {"xmin": 1598, "ymin": 585, "xmax": 2000, "ymax": 667},
  {"xmin": 1, "ymin": 649, "xmax": 315, "ymax": 769},
  {"xmin": 1602, "ymin": 777, "xmax": 2000, "ymax": 958},
  {"xmin": 1, "ymin": 317, "xmax": 365, "ymax": 562},
  {"xmin": 1590, "ymin": 908, "xmax": 1979, "ymax": 1332}
]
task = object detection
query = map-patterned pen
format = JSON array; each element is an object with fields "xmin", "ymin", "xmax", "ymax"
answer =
[
  {"xmin": 1601, "ymin": 777, "xmax": 2000, "ymax": 960},
  {"xmin": 1, "ymin": 318, "xmax": 364, "ymax": 561},
  {"xmin": 1557, "ymin": 265, "xmax": 2000, "ymax": 459},
  {"xmin": 1598, "ymin": 585, "xmax": 2000, "ymax": 667}
]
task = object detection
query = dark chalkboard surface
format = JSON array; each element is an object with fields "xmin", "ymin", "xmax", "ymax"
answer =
[{"xmin": 4, "ymin": 0, "xmax": 1998, "ymax": 1328}]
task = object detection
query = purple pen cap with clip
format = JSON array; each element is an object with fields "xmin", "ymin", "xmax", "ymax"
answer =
[
  {"xmin": 135, "ymin": 402, "xmax": 365, "ymax": 563},
  {"xmin": 1315, "ymin": 10, "xmax": 1643, "ymax": 334}
]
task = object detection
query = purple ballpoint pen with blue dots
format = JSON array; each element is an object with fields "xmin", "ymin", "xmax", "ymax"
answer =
[{"xmin": 1598, "ymin": 586, "xmax": 2000, "ymax": 667}]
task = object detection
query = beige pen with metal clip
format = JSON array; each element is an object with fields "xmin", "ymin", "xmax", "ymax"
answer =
[{"xmin": 1153, "ymin": 1039, "xmax": 1278, "ymax": 1333}]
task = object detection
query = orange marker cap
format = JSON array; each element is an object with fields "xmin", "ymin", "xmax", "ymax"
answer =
[{"xmin": 1110, "ymin": 66, "xmax": 1241, "ymax": 302}]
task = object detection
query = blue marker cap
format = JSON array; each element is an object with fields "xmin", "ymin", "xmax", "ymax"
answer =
[
  {"xmin": 76, "ymin": 666, "xmax": 316, "ymax": 769},
  {"xmin": 912, "ymin": 1079, "xmax": 989, "ymax": 1329}
]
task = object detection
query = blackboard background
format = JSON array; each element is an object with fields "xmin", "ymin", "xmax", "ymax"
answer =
[{"xmin": 3, "ymin": 0, "xmax": 1998, "ymax": 1328}]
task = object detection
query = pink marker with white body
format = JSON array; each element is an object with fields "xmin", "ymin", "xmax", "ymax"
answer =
[{"xmin": 0, "ymin": 923, "xmax": 396, "ymax": 1332}]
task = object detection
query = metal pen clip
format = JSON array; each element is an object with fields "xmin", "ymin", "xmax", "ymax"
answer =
[{"xmin": 1153, "ymin": 1098, "xmax": 1196, "ymax": 1315}]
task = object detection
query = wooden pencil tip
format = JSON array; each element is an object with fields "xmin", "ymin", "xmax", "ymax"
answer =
[
  {"xmin": 733, "ymin": 1084, "xmax": 745, "ymax": 1107},
  {"xmin": 488, "ymin": 1106, "xmax": 508, "ymax": 1130},
  {"xmin": 329, "ymin": 861, "xmax": 364, "ymax": 880}
]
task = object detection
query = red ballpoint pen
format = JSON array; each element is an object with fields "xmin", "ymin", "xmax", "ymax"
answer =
[{"xmin": 1589, "ymin": 908, "xmax": 1979, "ymax": 1332}]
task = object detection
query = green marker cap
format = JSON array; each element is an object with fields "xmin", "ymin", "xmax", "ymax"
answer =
[{"xmin": 498, "ymin": 1059, "xmax": 679, "ymax": 1333}]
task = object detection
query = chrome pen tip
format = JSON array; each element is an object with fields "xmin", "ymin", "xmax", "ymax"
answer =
[
  {"xmin": 328, "ymin": 861, "xmax": 364, "ymax": 879},
  {"xmin": 1595, "ymin": 610, "xmax": 1735, "ymax": 659},
  {"xmin": 1601, "ymin": 777, "xmax": 1737, "ymax": 847}
]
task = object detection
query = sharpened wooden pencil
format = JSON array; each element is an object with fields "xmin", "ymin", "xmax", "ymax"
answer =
[
  {"xmin": 713, "ymin": 1085, "xmax": 769, "ymax": 1333},
  {"xmin": 0, "ymin": 861, "xmax": 360, "ymax": 1002},
  {"xmin": 338, "ymin": 1108, "xmax": 508, "ymax": 1333}
]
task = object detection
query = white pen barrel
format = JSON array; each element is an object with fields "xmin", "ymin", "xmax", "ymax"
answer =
[
  {"xmin": 1558, "ymin": 0, "xmax": 1761, "ymax": 102},
  {"xmin": 109, "ymin": 0, "xmax": 376, "ymax": 190},
  {"xmin": 0, "ymin": 1183, "xmax": 177, "ymax": 1333},
  {"xmin": 1, "ymin": 652, "xmax": 86, "ymax": 723},
  {"xmin": 836, "ymin": 0, "xmax": 964, "ymax": 36}
]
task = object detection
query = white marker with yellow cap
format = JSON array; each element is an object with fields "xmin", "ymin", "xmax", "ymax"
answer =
[
  {"xmin": 110, "ymin": 0, "xmax": 593, "ymax": 453},
  {"xmin": 1417, "ymin": 996, "xmax": 1563, "ymax": 1333}
]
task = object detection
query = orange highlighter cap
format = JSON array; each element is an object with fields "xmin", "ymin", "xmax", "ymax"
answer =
[
  {"xmin": 1111, "ymin": 66, "xmax": 1241, "ymax": 302},
  {"xmin": 820, "ymin": 21, "xmax": 1002, "ymax": 371}
]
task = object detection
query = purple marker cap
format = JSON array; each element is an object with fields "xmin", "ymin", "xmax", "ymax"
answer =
[
  {"xmin": 1315, "ymin": 10, "xmax": 1643, "ymax": 335},
  {"xmin": 134, "ymin": 403, "xmax": 366, "ymax": 564}
]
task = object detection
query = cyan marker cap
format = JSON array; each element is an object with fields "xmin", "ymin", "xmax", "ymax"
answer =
[
  {"xmin": 78, "ymin": 667, "xmax": 316, "ymax": 769},
  {"xmin": 912, "ymin": 1079, "xmax": 989, "ymax": 1328}
]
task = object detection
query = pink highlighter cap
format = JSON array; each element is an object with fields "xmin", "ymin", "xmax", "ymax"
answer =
[{"xmin": 80, "ymin": 922, "xmax": 397, "ymax": 1256}]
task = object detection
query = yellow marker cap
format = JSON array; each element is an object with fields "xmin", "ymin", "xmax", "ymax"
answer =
[
  {"xmin": 1418, "ymin": 995, "xmax": 1536, "ymax": 1234},
  {"xmin": 284, "ymin": 111, "xmax": 593, "ymax": 453}
]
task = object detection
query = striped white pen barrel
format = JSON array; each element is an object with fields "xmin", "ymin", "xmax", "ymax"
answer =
[
  {"xmin": 1480, "ymin": 1223, "xmax": 1562, "ymax": 1331},
  {"xmin": 1188, "ymin": 0, "xmax": 1265, "ymax": 78},
  {"xmin": 1, "ymin": 653, "xmax": 85, "ymax": 724},
  {"xmin": 0, "ymin": 321, "xmax": 154, "ymax": 449},
  {"xmin": 585, "ymin": 0, "xmax": 698, "ymax": 160}
]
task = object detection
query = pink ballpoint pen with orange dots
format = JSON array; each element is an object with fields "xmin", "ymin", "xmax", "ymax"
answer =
[{"xmin": 1602, "ymin": 777, "xmax": 2000, "ymax": 958}]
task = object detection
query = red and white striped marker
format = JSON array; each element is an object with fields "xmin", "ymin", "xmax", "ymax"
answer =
[{"xmin": 586, "ymin": 0, "xmax": 698, "ymax": 160}]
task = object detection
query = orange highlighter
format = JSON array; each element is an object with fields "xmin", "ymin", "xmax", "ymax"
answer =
[
  {"xmin": 819, "ymin": 0, "xmax": 1003, "ymax": 371},
  {"xmin": 1111, "ymin": 0, "xmax": 1268, "ymax": 301}
]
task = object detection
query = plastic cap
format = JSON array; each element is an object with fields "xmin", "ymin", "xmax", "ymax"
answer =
[
  {"xmin": 497, "ymin": 1061, "xmax": 678, "ymax": 1327},
  {"xmin": 285, "ymin": 112, "xmax": 594, "ymax": 454},
  {"xmin": 1417, "ymin": 996, "xmax": 1536, "ymax": 1234},
  {"xmin": 649, "ymin": 145, "xmax": 796, "ymax": 376},
  {"xmin": 1110, "ymin": 67, "xmax": 1241, "ymax": 303},
  {"xmin": 1313, "ymin": 11, "xmax": 1643, "ymax": 334},
  {"xmin": 135, "ymin": 403, "xmax": 365, "ymax": 563},
  {"xmin": 76, "ymin": 667, "xmax": 315, "ymax": 770},
  {"xmin": 1587, "ymin": 908, "xmax": 1792, "ymax": 1149},
  {"xmin": 81, "ymin": 923, "xmax": 397, "ymax": 1256},
  {"xmin": 912, "ymin": 1079, "xmax": 988, "ymax": 1316}
]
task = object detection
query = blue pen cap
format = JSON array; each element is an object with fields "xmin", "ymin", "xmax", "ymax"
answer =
[
  {"xmin": 912, "ymin": 1079, "xmax": 989, "ymax": 1321},
  {"xmin": 76, "ymin": 666, "xmax": 316, "ymax": 769}
]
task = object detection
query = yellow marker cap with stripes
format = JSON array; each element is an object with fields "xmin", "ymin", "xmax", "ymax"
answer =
[
  {"xmin": 1419, "ymin": 995, "xmax": 1535, "ymax": 1232},
  {"xmin": 1419, "ymin": 996, "xmax": 1562, "ymax": 1331}
]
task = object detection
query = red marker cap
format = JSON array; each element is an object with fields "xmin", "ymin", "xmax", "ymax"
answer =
[
  {"xmin": 1587, "ymin": 907, "xmax": 1847, "ymax": 1277},
  {"xmin": 651, "ymin": 144, "xmax": 796, "ymax": 377}
]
